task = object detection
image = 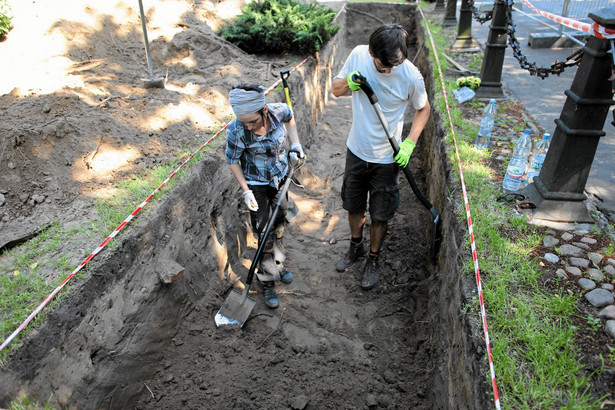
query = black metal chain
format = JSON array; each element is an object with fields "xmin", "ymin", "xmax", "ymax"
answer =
[
  {"xmin": 467, "ymin": 0, "xmax": 493, "ymax": 24},
  {"xmin": 505, "ymin": 0, "xmax": 583, "ymax": 79}
]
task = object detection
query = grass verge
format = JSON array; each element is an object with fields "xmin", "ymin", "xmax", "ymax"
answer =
[{"xmin": 421, "ymin": 4, "xmax": 613, "ymax": 408}]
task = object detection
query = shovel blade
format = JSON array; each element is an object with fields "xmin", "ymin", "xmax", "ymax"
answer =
[{"xmin": 215, "ymin": 289, "xmax": 256, "ymax": 328}]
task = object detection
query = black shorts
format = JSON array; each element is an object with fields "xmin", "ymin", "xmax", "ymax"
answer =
[{"xmin": 341, "ymin": 149, "xmax": 400, "ymax": 221}]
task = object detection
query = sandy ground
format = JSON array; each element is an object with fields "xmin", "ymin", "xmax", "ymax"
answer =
[{"xmin": 0, "ymin": 1, "xmax": 443, "ymax": 408}]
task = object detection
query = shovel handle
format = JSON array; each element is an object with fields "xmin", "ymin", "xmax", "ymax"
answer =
[
  {"xmin": 244, "ymin": 166, "xmax": 295, "ymax": 289},
  {"xmin": 280, "ymin": 70, "xmax": 294, "ymax": 116},
  {"xmin": 355, "ymin": 75, "xmax": 439, "ymax": 223}
]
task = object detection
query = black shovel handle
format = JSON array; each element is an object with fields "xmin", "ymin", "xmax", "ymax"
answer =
[
  {"xmin": 245, "ymin": 167, "xmax": 295, "ymax": 289},
  {"xmin": 353, "ymin": 73, "xmax": 439, "ymax": 223}
]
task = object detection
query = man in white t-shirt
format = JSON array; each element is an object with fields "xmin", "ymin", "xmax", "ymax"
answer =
[{"xmin": 331, "ymin": 24, "xmax": 431, "ymax": 290}]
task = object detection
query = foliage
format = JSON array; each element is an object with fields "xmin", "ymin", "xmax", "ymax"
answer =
[
  {"xmin": 217, "ymin": 0, "xmax": 340, "ymax": 55},
  {"xmin": 456, "ymin": 75, "xmax": 481, "ymax": 90},
  {"xmin": 0, "ymin": 0, "xmax": 13, "ymax": 38}
]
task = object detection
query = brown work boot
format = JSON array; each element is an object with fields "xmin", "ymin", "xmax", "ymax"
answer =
[
  {"xmin": 336, "ymin": 240, "xmax": 366, "ymax": 272},
  {"xmin": 361, "ymin": 253, "xmax": 380, "ymax": 290}
]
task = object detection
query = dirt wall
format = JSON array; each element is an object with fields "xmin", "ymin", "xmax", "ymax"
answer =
[{"xmin": 0, "ymin": 3, "xmax": 490, "ymax": 409}]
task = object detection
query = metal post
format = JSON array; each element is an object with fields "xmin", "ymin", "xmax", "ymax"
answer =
[
  {"xmin": 443, "ymin": 0, "xmax": 457, "ymax": 27},
  {"xmin": 474, "ymin": 0, "xmax": 507, "ymax": 99},
  {"xmin": 435, "ymin": 0, "xmax": 446, "ymax": 12},
  {"xmin": 559, "ymin": 0, "xmax": 571, "ymax": 35},
  {"xmin": 452, "ymin": 0, "xmax": 474, "ymax": 49},
  {"xmin": 523, "ymin": 7, "xmax": 615, "ymax": 223}
]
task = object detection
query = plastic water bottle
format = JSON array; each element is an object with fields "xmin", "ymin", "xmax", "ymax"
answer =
[
  {"xmin": 524, "ymin": 132, "xmax": 551, "ymax": 184},
  {"xmin": 474, "ymin": 99, "xmax": 497, "ymax": 149},
  {"xmin": 502, "ymin": 129, "xmax": 533, "ymax": 191}
]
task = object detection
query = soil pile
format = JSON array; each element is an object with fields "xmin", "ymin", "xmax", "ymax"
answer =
[{"xmin": 0, "ymin": 1, "xmax": 470, "ymax": 408}]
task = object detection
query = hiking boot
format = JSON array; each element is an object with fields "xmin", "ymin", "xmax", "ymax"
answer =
[
  {"xmin": 336, "ymin": 241, "xmax": 366, "ymax": 272},
  {"xmin": 280, "ymin": 267, "xmax": 293, "ymax": 284},
  {"xmin": 361, "ymin": 254, "xmax": 380, "ymax": 290},
  {"xmin": 262, "ymin": 281, "xmax": 279, "ymax": 309}
]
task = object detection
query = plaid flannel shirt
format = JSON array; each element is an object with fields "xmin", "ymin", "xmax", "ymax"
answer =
[{"xmin": 225, "ymin": 103, "xmax": 292, "ymax": 189}]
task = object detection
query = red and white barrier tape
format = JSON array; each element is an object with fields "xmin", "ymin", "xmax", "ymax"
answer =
[
  {"xmin": 520, "ymin": 0, "xmax": 615, "ymax": 39},
  {"xmin": 0, "ymin": 56, "xmax": 311, "ymax": 353},
  {"xmin": 417, "ymin": 4, "xmax": 501, "ymax": 409}
]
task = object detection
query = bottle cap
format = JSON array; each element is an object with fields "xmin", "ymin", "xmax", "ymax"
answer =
[
  {"xmin": 524, "ymin": 129, "xmax": 531, "ymax": 134},
  {"xmin": 543, "ymin": 133, "xmax": 551, "ymax": 139},
  {"xmin": 489, "ymin": 99, "xmax": 495, "ymax": 103}
]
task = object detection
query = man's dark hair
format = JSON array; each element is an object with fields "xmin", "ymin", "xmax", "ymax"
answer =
[{"xmin": 368, "ymin": 24, "xmax": 409, "ymax": 68}]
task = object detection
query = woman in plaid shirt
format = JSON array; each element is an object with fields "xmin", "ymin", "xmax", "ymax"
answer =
[{"xmin": 226, "ymin": 84, "xmax": 305, "ymax": 309}]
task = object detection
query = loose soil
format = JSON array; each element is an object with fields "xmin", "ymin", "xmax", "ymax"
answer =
[
  {"xmin": 1, "ymin": 1, "xmax": 474, "ymax": 409},
  {"xmin": 2, "ymin": 0, "xmax": 612, "ymax": 408}
]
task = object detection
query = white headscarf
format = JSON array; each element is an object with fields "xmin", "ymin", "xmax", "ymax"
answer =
[{"xmin": 229, "ymin": 86, "xmax": 266, "ymax": 118}]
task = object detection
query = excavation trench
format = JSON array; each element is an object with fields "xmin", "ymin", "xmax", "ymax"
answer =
[{"xmin": 0, "ymin": 4, "xmax": 489, "ymax": 409}]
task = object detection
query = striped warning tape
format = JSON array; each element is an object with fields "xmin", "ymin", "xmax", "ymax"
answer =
[
  {"xmin": 417, "ymin": 3, "xmax": 501, "ymax": 409},
  {"xmin": 520, "ymin": 0, "xmax": 615, "ymax": 39},
  {"xmin": 0, "ymin": 56, "xmax": 311, "ymax": 353}
]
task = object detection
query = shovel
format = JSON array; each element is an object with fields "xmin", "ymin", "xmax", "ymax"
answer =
[
  {"xmin": 137, "ymin": 0, "xmax": 165, "ymax": 89},
  {"xmin": 280, "ymin": 69, "xmax": 302, "ymax": 223},
  {"xmin": 215, "ymin": 160, "xmax": 299, "ymax": 327},
  {"xmin": 352, "ymin": 73, "xmax": 442, "ymax": 262}
]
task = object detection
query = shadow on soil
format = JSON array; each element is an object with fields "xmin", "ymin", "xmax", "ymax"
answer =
[{"xmin": 0, "ymin": 4, "xmax": 490, "ymax": 409}]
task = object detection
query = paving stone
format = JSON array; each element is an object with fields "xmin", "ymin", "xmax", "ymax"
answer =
[
  {"xmin": 572, "ymin": 242, "xmax": 590, "ymax": 250},
  {"xmin": 558, "ymin": 244, "xmax": 584, "ymax": 257},
  {"xmin": 561, "ymin": 232, "xmax": 574, "ymax": 241},
  {"xmin": 607, "ymin": 258, "xmax": 615, "ymax": 268},
  {"xmin": 581, "ymin": 237, "xmax": 597, "ymax": 245},
  {"xmin": 604, "ymin": 265, "xmax": 615, "ymax": 278},
  {"xmin": 544, "ymin": 253, "xmax": 559, "ymax": 263},
  {"xmin": 579, "ymin": 278, "xmax": 596, "ymax": 290},
  {"xmin": 606, "ymin": 320, "xmax": 615, "ymax": 339},
  {"xmin": 587, "ymin": 252, "xmax": 603, "ymax": 266},
  {"xmin": 603, "ymin": 284, "xmax": 615, "ymax": 291},
  {"xmin": 565, "ymin": 266, "xmax": 583, "ymax": 276},
  {"xmin": 543, "ymin": 235, "xmax": 559, "ymax": 247},
  {"xmin": 573, "ymin": 225, "xmax": 591, "ymax": 236},
  {"xmin": 556, "ymin": 269, "xmax": 568, "ymax": 279},
  {"xmin": 584, "ymin": 288, "xmax": 615, "ymax": 308},
  {"xmin": 588, "ymin": 268, "xmax": 604, "ymax": 282},
  {"xmin": 570, "ymin": 258, "xmax": 590, "ymax": 269},
  {"xmin": 598, "ymin": 305, "xmax": 615, "ymax": 319}
]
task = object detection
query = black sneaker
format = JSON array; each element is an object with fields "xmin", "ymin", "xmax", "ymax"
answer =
[
  {"xmin": 361, "ymin": 254, "xmax": 380, "ymax": 290},
  {"xmin": 336, "ymin": 241, "xmax": 366, "ymax": 272},
  {"xmin": 262, "ymin": 281, "xmax": 279, "ymax": 309}
]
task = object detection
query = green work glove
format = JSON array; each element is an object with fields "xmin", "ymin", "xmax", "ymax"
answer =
[
  {"xmin": 394, "ymin": 139, "xmax": 416, "ymax": 168},
  {"xmin": 346, "ymin": 71, "xmax": 361, "ymax": 91}
]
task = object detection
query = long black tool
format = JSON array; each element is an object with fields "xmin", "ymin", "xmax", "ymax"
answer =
[
  {"xmin": 352, "ymin": 73, "xmax": 442, "ymax": 261},
  {"xmin": 280, "ymin": 70, "xmax": 295, "ymax": 116},
  {"xmin": 215, "ymin": 158, "xmax": 300, "ymax": 327}
]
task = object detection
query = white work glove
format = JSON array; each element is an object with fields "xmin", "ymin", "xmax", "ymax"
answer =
[
  {"xmin": 242, "ymin": 190, "xmax": 259, "ymax": 211},
  {"xmin": 289, "ymin": 143, "xmax": 305, "ymax": 166}
]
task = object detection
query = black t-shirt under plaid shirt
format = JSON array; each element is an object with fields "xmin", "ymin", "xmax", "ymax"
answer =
[{"xmin": 225, "ymin": 103, "xmax": 292, "ymax": 189}]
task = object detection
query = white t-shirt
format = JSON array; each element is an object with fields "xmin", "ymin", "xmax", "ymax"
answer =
[{"xmin": 335, "ymin": 45, "xmax": 428, "ymax": 164}]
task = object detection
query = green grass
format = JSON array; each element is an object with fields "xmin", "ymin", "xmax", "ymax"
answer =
[
  {"xmin": 0, "ymin": 139, "xmax": 215, "ymax": 362},
  {"xmin": 420, "ymin": 4, "xmax": 610, "ymax": 407}
]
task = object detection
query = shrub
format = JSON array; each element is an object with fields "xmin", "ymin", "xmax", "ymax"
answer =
[
  {"xmin": 0, "ymin": 0, "xmax": 13, "ymax": 39},
  {"xmin": 217, "ymin": 0, "xmax": 340, "ymax": 55}
]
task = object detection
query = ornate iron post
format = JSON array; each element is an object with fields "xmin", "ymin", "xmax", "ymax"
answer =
[
  {"xmin": 474, "ymin": 0, "xmax": 508, "ymax": 99},
  {"xmin": 452, "ymin": 0, "xmax": 474, "ymax": 49},
  {"xmin": 523, "ymin": 7, "xmax": 615, "ymax": 222},
  {"xmin": 443, "ymin": 0, "xmax": 457, "ymax": 26}
]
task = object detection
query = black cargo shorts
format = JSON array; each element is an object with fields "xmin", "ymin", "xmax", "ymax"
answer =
[{"xmin": 341, "ymin": 149, "xmax": 400, "ymax": 221}]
